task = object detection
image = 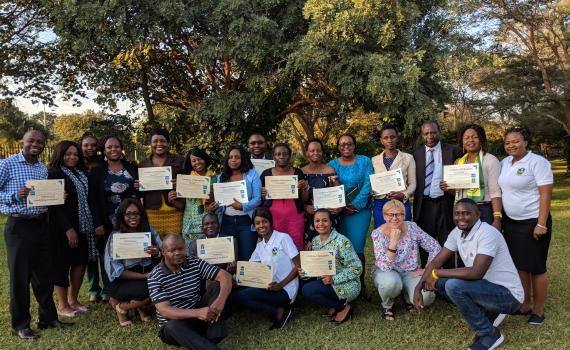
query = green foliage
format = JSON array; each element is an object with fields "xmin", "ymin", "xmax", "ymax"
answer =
[
  {"xmin": 0, "ymin": 99, "xmax": 49, "ymax": 141},
  {"xmin": 52, "ymin": 111, "xmax": 103, "ymax": 141}
]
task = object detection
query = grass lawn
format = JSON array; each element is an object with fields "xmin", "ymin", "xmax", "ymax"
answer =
[{"xmin": 0, "ymin": 160, "xmax": 568, "ymax": 350}]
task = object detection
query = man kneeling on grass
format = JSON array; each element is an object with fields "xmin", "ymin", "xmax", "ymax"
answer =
[
  {"xmin": 413, "ymin": 199, "xmax": 524, "ymax": 350},
  {"xmin": 148, "ymin": 234, "xmax": 232, "ymax": 350}
]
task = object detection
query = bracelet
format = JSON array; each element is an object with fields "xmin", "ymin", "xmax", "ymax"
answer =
[
  {"xmin": 536, "ymin": 223, "xmax": 547, "ymax": 229},
  {"xmin": 493, "ymin": 211, "xmax": 502, "ymax": 218},
  {"xmin": 387, "ymin": 247, "xmax": 397, "ymax": 254},
  {"xmin": 431, "ymin": 268, "xmax": 439, "ymax": 280}
]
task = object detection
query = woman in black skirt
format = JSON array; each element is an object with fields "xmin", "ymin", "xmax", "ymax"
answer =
[
  {"xmin": 103, "ymin": 198, "xmax": 162, "ymax": 326},
  {"xmin": 49, "ymin": 141, "xmax": 96, "ymax": 317},
  {"xmin": 498, "ymin": 127, "xmax": 553, "ymax": 326}
]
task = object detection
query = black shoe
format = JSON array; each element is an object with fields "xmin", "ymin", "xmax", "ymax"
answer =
[
  {"xmin": 270, "ymin": 308, "xmax": 292, "ymax": 330},
  {"xmin": 330, "ymin": 307, "xmax": 353, "ymax": 325},
  {"xmin": 37, "ymin": 320, "xmax": 74, "ymax": 330},
  {"xmin": 12, "ymin": 328, "xmax": 39, "ymax": 340},
  {"xmin": 528, "ymin": 313, "xmax": 545, "ymax": 326},
  {"xmin": 469, "ymin": 327, "xmax": 504, "ymax": 350}
]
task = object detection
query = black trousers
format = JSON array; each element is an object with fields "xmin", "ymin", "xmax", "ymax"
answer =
[
  {"xmin": 417, "ymin": 198, "xmax": 456, "ymax": 269},
  {"xmin": 4, "ymin": 216, "xmax": 57, "ymax": 330},
  {"xmin": 160, "ymin": 319, "xmax": 221, "ymax": 350}
]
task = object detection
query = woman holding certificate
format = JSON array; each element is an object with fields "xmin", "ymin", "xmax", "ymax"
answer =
[
  {"xmin": 260, "ymin": 143, "xmax": 308, "ymax": 251},
  {"xmin": 137, "ymin": 129, "xmax": 185, "ymax": 237},
  {"xmin": 89, "ymin": 135, "xmax": 139, "ymax": 300},
  {"xmin": 301, "ymin": 138, "xmax": 341, "ymax": 247},
  {"xmin": 439, "ymin": 124, "xmax": 502, "ymax": 228},
  {"xmin": 48, "ymin": 141, "xmax": 95, "ymax": 317},
  {"xmin": 178, "ymin": 148, "xmax": 216, "ymax": 251},
  {"xmin": 328, "ymin": 134, "xmax": 373, "ymax": 299},
  {"xmin": 104, "ymin": 198, "xmax": 162, "ymax": 326},
  {"xmin": 370, "ymin": 124, "xmax": 416, "ymax": 228},
  {"xmin": 209, "ymin": 146, "xmax": 261, "ymax": 261},
  {"xmin": 299, "ymin": 209, "xmax": 362, "ymax": 324},
  {"xmin": 370, "ymin": 200, "xmax": 440, "ymax": 320},
  {"xmin": 234, "ymin": 207, "xmax": 300, "ymax": 330},
  {"xmin": 498, "ymin": 127, "xmax": 553, "ymax": 325}
]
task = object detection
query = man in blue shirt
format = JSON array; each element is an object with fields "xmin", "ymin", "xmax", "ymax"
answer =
[{"xmin": 0, "ymin": 130, "xmax": 72, "ymax": 340}]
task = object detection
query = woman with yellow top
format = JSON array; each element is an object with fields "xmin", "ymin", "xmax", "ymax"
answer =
[
  {"xmin": 136, "ymin": 128, "xmax": 185, "ymax": 237},
  {"xmin": 175, "ymin": 147, "xmax": 216, "ymax": 253},
  {"xmin": 440, "ymin": 124, "xmax": 502, "ymax": 229}
]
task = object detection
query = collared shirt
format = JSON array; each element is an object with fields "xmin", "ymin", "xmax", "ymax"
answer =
[
  {"xmin": 250, "ymin": 230, "xmax": 299, "ymax": 302},
  {"xmin": 148, "ymin": 255, "xmax": 219, "ymax": 328},
  {"xmin": 444, "ymin": 220, "xmax": 524, "ymax": 303},
  {"xmin": 498, "ymin": 152, "xmax": 553, "ymax": 220},
  {"xmin": 425, "ymin": 142, "xmax": 443, "ymax": 198},
  {"xmin": 0, "ymin": 152, "xmax": 48, "ymax": 216}
]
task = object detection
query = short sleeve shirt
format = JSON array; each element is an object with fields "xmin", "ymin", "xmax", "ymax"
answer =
[
  {"xmin": 498, "ymin": 152, "xmax": 553, "ymax": 220},
  {"xmin": 148, "ymin": 256, "xmax": 219, "ymax": 327},
  {"xmin": 444, "ymin": 221, "xmax": 524, "ymax": 303},
  {"xmin": 250, "ymin": 230, "xmax": 299, "ymax": 301}
]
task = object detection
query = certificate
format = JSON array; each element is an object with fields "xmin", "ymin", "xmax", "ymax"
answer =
[
  {"xmin": 139, "ymin": 166, "xmax": 173, "ymax": 191},
  {"xmin": 300, "ymin": 251, "xmax": 336, "ymax": 277},
  {"xmin": 213, "ymin": 181, "xmax": 249, "ymax": 206},
  {"xmin": 112, "ymin": 232, "xmax": 151, "ymax": 260},
  {"xmin": 236, "ymin": 261, "xmax": 273, "ymax": 288},
  {"xmin": 176, "ymin": 174, "xmax": 210, "ymax": 199},
  {"xmin": 444, "ymin": 164, "xmax": 480, "ymax": 189},
  {"xmin": 313, "ymin": 185, "xmax": 346, "ymax": 210},
  {"xmin": 251, "ymin": 159, "xmax": 275, "ymax": 176},
  {"xmin": 197, "ymin": 237, "xmax": 235, "ymax": 264},
  {"xmin": 26, "ymin": 179, "xmax": 65, "ymax": 207},
  {"xmin": 265, "ymin": 175, "xmax": 298, "ymax": 199},
  {"xmin": 370, "ymin": 168, "xmax": 406, "ymax": 195}
]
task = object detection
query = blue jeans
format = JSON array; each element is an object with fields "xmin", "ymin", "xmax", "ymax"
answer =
[
  {"xmin": 436, "ymin": 278, "xmax": 521, "ymax": 336},
  {"xmin": 301, "ymin": 280, "xmax": 346, "ymax": 311},
  {"xmin": 221, "ymin": 215, "xmax": 258, "ymax": 261},
  {"xmin": 373, "ymin": 198, "xmax": 412, "ymax": 228},
  {"xmin": 234, "ymin": 288, "xmax": 290, "ymax": 319}
]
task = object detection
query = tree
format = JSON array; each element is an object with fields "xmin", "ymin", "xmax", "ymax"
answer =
[
  {"xmin": 0, "ymin": 98, "xmax": 48, "ymax": 141},
  {"xmin": 52, "ymin": 111, "xmax": 103, "ymax": 141}
]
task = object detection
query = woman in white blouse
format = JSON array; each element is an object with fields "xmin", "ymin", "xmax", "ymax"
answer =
[
  {"xmin": 371, "ymin": 124, "xmax": 416, "ymax": 228},
  {"xmin": 498, "ymin": 127, "xmax": 553, "ymax": 326}
]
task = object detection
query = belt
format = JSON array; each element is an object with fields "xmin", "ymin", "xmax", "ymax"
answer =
[
  {"xmin": 423, "ymin": 196, "xmax": 444, "ymax": 202},
  {"xmin": 9, "ymin": 213, "xmax": 48, "ymax": 221}
]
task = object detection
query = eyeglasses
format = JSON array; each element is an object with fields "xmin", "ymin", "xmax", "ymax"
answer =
[
  {"xmin": 385, "ymin": 212, "xmax": 404, "ymax": 218},
  {"xmin": 125, "ymin": 212, "xmax": 141, "ymax": 218},
  {"xmin": 339, "ymin": 143, "xmax": 354, "ymax": 148}
]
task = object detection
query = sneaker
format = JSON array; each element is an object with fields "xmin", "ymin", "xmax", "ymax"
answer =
[
  {"xmin": 492, "ymin": 314, "xmax": 507, "ymax": 327},
  {"xmin": 468, "ymin": 327, "xmax": 504, "ymax": 350},
  {"xmin": 270, "ymin": 308, "xmax": 292, "ymax": 330},
  {"xmin": 528, "ymin": 313, "xmax": 545, "ymax": 326}
]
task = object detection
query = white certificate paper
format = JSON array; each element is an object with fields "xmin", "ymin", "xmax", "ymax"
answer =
[
  {"xmin": 139, "ymin": 166, "xmax": 173, "ymax": 191},
  {"xmin": 370, "ymin": 168, "xmax": 406, "ymax": 195},
  {"xmin": 213, "ymin": 181, "xmax": 249, "ymax": 206},
  {"xmin": 236, "ymin": 261, "xmax": 273, "ymax": 288},
  {"xmin": 251, "ymin": 159, "xmax": 275, "ymax": 176},
  {"xmin": 313, "ymin": 185, "xmax": 346, "ymax": 210},
  {"xmin": 265, "ymin": 175, "xmax": 298, "ymax": 199},
  {"xmin": 197, "ymin": 237, "xmax": 235, "ymax": 264},
  {"xmin": 26, "ymin": 179, "xmax": 65, "ymax": 207},
  {"xmin": 176, "ymin": 174, "xmax": 211, "ymax": 199},
  {"xmin": 112, "ymin": 232, "xmax": 151, "ymax": 260},
  {"xmin": 300, "ymin": 250, "xmax": 336, "ymax": 277},
  {"xmin": 444, "ymin": 164, "xmax": 480, "ymax": 189}
]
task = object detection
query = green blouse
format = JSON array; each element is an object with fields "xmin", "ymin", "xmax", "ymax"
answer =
[{"xmin": 311, "ymin": 229, "xmax": 362, "ymax": 302}]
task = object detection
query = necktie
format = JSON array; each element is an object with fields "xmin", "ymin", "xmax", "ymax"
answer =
[{"xmin": 424, "ymin": 148, "xmax": 434, "ymax": 197}]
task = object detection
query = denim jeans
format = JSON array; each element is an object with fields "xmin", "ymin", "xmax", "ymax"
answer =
[
  {"xmin": 221, "ymin": 215, "xmax": 258, "ymax": 261},
  {"xmin": 301, "ymin": 280, "xmax": 346, "ymax": 311},
  {"xmin": 436, "ymin": 278, "xmax": 521, "ymax": 336},
  {"xmin": 234, "ymin": 288, "xmax": 290, "ymax": 319}
]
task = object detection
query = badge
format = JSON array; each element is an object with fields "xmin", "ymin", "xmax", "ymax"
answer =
[{"xmin": 516, "ymin": 168, "xmax": 525, "ymax": 176}]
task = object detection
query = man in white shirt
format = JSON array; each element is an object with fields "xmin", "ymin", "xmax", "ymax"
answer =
[{"xmin": 413, "ymin": 199, "xmax": 523, "ymax": 350}]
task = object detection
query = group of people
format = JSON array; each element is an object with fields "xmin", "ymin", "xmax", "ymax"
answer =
[{"xmin": 0, "ymin": 120, "xmax": 553, "ymax": 350}]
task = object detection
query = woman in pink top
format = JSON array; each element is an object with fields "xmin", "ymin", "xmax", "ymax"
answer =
[{"xmin": 371, "ymin": 200, "xmax": 441, "ymax": 320}]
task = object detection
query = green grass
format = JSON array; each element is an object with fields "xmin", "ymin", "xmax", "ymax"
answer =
[{"xmin": 0, "ymin": 160, "xmax": 569, "ymax": 349}]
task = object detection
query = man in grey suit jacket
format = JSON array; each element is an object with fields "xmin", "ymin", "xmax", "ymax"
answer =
[{"xmin": 413, "ymin": 121, "xmax": 462, "ymax": 268}]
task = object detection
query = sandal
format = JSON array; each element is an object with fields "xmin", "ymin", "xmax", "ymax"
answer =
[
  {"xmin": 57, "ymin": 308, "xmax": 77, "ymax": 318},
  {"xmin": 383, "ymin": 308, "xmax": 395, "ymax": 321}
]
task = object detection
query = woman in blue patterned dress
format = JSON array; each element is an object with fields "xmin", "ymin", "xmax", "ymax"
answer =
[{"xmin": 328, "ymin": 134, "xmax": 373, "ymax": 299}]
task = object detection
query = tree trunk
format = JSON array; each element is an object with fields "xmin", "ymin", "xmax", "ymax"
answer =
[{"xmin": 141, "ymin": 69, "xmax": 155, "ymax": 122}]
